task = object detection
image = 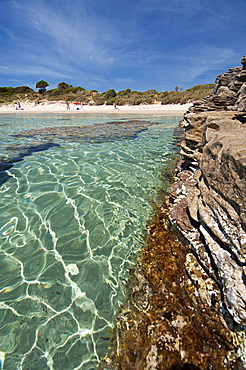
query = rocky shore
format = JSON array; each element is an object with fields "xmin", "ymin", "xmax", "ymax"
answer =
[
  {"xmin": 99, "ymin": 57, "xmax": 246, "ymax": 369},
  {"xmin": 170, "ymin": 56, "xmax": 246, "ymax": 326}
]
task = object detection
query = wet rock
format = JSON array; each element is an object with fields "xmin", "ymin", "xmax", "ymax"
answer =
[
  {"xmin": 100, "ymin": 205, "xmax": 246, "ymax": 369},
  {"xmin": 170, "ymin": 197, "xmax": 194, "ymax": 232},
  {"xmin": 0, "ymin": 142, "xmax": 60, "ymax": 186},
  {"xmin": 13, "ymin": 120, "xmax": 156, "ymax": 142},
  {"xmin": 99, "ymin": 57, "xmax": 246, "ymax": 369}
]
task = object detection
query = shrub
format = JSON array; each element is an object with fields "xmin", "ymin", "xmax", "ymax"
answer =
[
  {"xmin": 0, "ymin": 87, "xmax": 14, "ymax": 95},
  {"xmin": 106, "ymin": 97, "xmax": 117, "ymax": 105},
  {"xmin": 0, "ymin": 82, "xmax": 216, "ymax": 106},
  {"xmin": 13, "ymin": 86, "xmax": 34, "ymax": 94},
  {"xmin": 146, "ymin": 89, "xmax": 158, "ymax": 94},
  {"xmin": 186, "ymin": 84, "xmax": 215, "ymax": 92},
  {"xmin": 57, "ymin": 82, "xmax": 72, "ymax": 90},
  {"xmin": 104, "ymin": 89, "xmax": 117, "ymax": 99},
  {"xmin": 118, "ymin": 88, "xmax": 131, "ymax": 96}
]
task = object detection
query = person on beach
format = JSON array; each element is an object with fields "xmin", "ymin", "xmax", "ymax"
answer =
[
  {"xmin": 15, "ymin": 102, "xmax": 19, "ymax": 110},
  {"xmin": 114, "ymin": 104, "xmax": 119, "ymax": 110},
  {"xmin": 66, "ymin": 102, "xmax": 70, "ymax": 110}
]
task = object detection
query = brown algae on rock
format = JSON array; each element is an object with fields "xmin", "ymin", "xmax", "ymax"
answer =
[{"xmin": 99, "ymin": 202, "xmax": 245, "ymax": 369}]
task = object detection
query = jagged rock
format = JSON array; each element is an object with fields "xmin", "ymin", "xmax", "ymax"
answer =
[
  {"xmin": 189, "ymin": 56, "xmax": 246, "ymax": 112},
  {"xmin": 241, "ymin": 55, "xmax": 246, "ymax": 69},
  {"xmin": 169, "ymin": 59, "xmax": 246, "ymax": 326},
  {"xmin": 170, "ymin": 197, "xmax": 194, "ymax": 232},
  {"xmin": 171, "ymin": 111, "xmax": 246, "ymax": 325},
  {"xmin": 99, "ymin": 57, "xmax": 246, "ymax": 369},
  {"xmin": 235, "ymin": 82, "xmax": 246, "ymax": 111},
  {"xmin": 100, "ymin": 205, "xmax": 246, "ymax": 370}
]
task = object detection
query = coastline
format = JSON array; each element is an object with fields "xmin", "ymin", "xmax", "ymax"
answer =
[
  {"xmin": 0, "ymin": 102, "xmax": 191, "ymax": 115},
  {"xmin": 99, "ymin": 57, "xmax": 246, "ymax": 369}
]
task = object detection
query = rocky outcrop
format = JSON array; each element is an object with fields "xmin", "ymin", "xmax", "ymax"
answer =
[
  {"xmin": 169, "ymin": 57, "xmax": 246, "ymax": 326},
  {"xmin": 100, "ymin": 204, "xmax": 246, "ymax": 369},
  {"xmin": 99, "ymin": 57, "xmax": 246, "ymax": 369},
  {"xmin": 189, "ymin": 56, "xmax": 246, "ymax": 112}
]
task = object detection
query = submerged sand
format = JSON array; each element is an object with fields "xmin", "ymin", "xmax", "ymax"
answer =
[{"xmin": 0, "ymin": 102, "xmax": 191, "ymax": 115}]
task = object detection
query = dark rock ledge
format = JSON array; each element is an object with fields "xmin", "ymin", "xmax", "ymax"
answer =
[{"xmin": 99, "ymin": 57, "xmax": 246, "ymax": 369}]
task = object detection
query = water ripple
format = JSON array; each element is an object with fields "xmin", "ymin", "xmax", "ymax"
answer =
[{"xmin": 0, "ymin": 114, "xmax": 181, "ymax": 369}]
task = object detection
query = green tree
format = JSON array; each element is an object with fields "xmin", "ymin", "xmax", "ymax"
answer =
[{"xmin": 36, "ymin": 80, "xmax": 49, "ymax": 93}]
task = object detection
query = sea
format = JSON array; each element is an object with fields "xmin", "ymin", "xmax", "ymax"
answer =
[{"xmin": 0, "ymin": 113, "xmax": 182, "ymax": 370}]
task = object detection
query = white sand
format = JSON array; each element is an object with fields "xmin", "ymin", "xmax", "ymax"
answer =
[{"xmin": 0, "ymin": 101, "xmax": 191, "ymax": 115}]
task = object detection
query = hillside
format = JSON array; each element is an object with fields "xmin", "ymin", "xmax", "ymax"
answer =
[{"xmin": 0, "ymin": 83, "xmax": 215, "ymax": 106}]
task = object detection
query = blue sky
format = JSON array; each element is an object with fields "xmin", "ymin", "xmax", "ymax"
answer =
[{"xmin": 0, "ymin": 0, "xmax": 245, "ymax": 92}]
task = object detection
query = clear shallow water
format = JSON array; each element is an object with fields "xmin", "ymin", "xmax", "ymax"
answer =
[{"xmin": 0, "ymin": 113, "xmax": 181, "ymax": 369}]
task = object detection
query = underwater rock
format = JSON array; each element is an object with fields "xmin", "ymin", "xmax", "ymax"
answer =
[
  {"xmin": 13, "ymin": 120, "xmax": 156, "ymax": 142},
  {"xmin": 0, "ymin": 142, "xmax": 60, "ymax": 185}
]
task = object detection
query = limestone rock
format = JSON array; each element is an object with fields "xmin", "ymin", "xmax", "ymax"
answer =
[
  {"xmin": 100, "ymin": 57, "xmax": 246, "ymax": 369},
  {"xmin": 234, "ymin": 82, "xmax": 246, "ymax": 111},
  {"xmin": 170, "ymin": 106, "xmax": 246, "ymax": 326},
  {"xmin": 169, "ymin": 58, "xmax": 246, "ymax": 326},
  {"xmin": 189, "ymin": 56, "xmax": 246, "ymax": 112},
  {"xmin": 241, "ymin": 55, "xmax": 246, "ymax": 69}
]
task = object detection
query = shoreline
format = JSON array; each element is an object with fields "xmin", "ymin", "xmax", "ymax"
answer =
[
  {"xmin": 0, "ymin": 102, "xmax": 191, "ymax": 115},
  {"xmin": 99, "ymin": 57, "xmax": 246, "ymax": 369}
]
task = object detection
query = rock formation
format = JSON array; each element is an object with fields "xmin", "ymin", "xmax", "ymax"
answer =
[
  {"xmin": 170, "ymin": 56, "xmax": 246, "ymax": 326},
  {"xmin": 189, "ymin": 56, "xmax": 246, "ymax": 112},
  {"xmin": 99, "ymin": 57, "xmax": 246, "ymax": 369}
]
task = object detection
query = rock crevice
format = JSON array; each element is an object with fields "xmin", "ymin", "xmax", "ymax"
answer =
[
  {"xmin": 99, "ymin": 57, "xmax": 246, "ymax": 369},
  {"xmin": 170, "ymin": 57, "xmax": 246, "ymax": 326}
]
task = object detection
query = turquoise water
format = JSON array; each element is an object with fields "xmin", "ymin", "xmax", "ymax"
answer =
[{"xmin": 0, "ymin": 113, "xmax": 181, "ymax": 370}]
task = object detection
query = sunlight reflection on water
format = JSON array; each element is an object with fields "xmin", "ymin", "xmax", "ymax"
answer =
[{"xmin": 0, "ymin": 113, "xmax": 181, "ymax": 369}]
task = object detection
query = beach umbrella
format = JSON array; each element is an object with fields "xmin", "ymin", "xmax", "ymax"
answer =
[{"xmin": 74, "ymin": 102, "xmax": 81, "ymax": 110}]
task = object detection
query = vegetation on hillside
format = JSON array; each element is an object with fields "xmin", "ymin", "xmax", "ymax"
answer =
[
  {"xmin": 0, "ymin": 82, "xmax": 215, "ymax": 106},
  {"xmin": 0, "ymin": 86, "xmax": 36, "ymax": 104}
]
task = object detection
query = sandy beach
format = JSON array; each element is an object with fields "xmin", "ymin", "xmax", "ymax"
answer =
[{"xmin": 0, "ymin": 101, "xmax": 191, "ymax": 115}]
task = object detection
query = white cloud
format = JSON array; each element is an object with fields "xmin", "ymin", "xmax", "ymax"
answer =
[
  {"xmin": 139, "ymin": 0, "xmax": 207, "ymax": 16},
  {"xmin": 17, "ymin": 0, "xmax": 128, "ymax": 67},
  {"xmin": 0, "ymin": 0, "xmax": 244, "ymax": 91},
  {"xmin": 0, "ymin": 64, "xmax": 69, "ymax": 78},
  {"xmin": 165, "ymin": 45, "xmax": 238, "ymax": 87},
  {"xmin": 0, "ymin": 25, "xmax": 19, "ymax": 41}
]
